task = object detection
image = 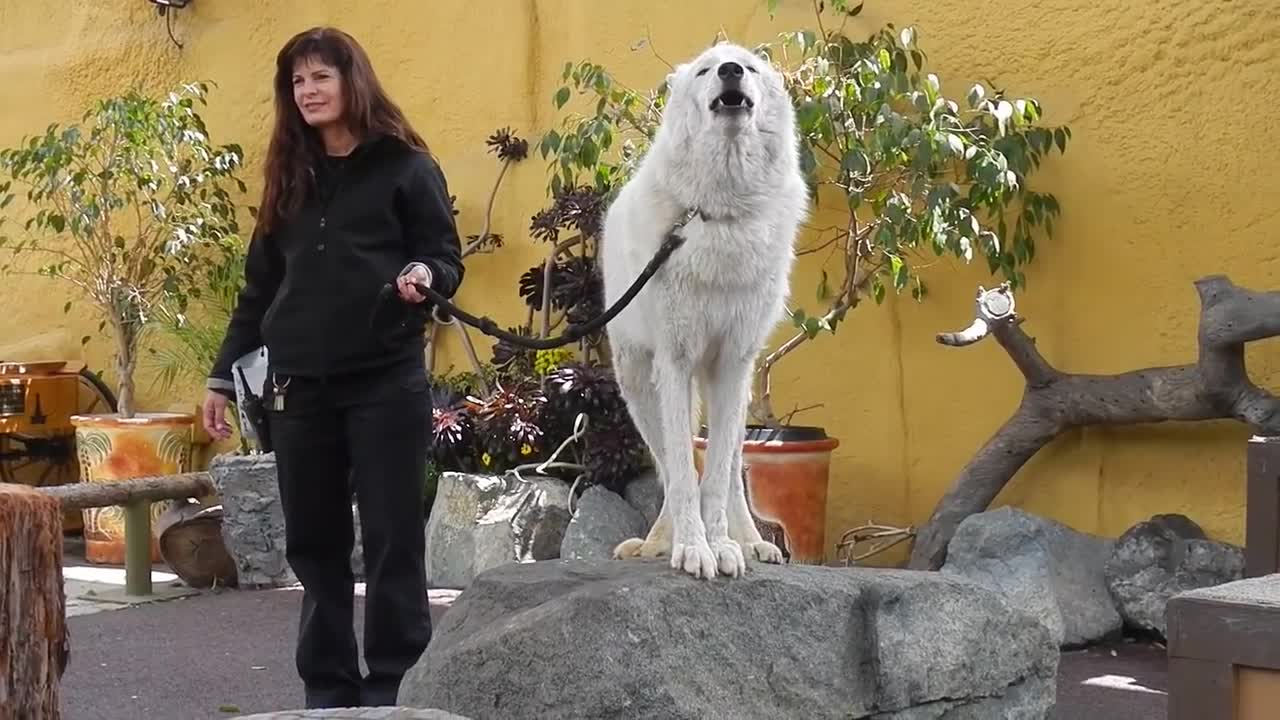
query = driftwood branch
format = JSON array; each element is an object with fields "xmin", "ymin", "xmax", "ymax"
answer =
[
  {"xmin": 31, "ymin": 472, "xmax": 213, "ymax": 511},
  {"xmin": 908, "ymin": 275, "xmax": 1280, "ymax": 571}
]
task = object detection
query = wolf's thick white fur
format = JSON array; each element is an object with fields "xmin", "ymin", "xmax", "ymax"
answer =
[{"xmin": 600, "ymin": 42, "xmax": 809, "ymax": 579}]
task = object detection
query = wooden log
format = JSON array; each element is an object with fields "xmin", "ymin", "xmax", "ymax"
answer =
[
  {"xmin": 155, "ymin": 500, "xmax": 237, "ymax": 590},
  {"xmin": 909, "ymin": 276, "xmax": 1280, "ymax": 571},
  {"xmin": 0, "ymin": 484, "xmax": 68, "ymax": 720},
  {"xmin": 34, "ymin": 472, "xmax": 212, "ymax": 511}
]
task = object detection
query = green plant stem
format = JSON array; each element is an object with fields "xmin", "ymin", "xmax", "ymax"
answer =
[
  {"xmin": 540, "ymin": 235, "xmax": 585, "ymax": 340},
  {"xmin": 463, "ymin": 155, "xmax": 515, "ymax": 259}
]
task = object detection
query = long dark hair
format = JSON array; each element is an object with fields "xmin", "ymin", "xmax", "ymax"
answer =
[{"xmin": 256, "ymin": 26, "xmax": 429, "ymax": 238}]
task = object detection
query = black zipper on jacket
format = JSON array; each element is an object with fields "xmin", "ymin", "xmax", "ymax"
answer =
[{"xmin": 310, "ymin": 153, "xmax": 351, "ymax": 380}]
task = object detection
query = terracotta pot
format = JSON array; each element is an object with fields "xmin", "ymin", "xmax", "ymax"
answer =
[
  {"xmin": 694, "ymin": 425, "xmax": 838, "ymax": 565},
  {"xmin": 70, "ymin": 412, "xmax": 195, "ymax": 565}
]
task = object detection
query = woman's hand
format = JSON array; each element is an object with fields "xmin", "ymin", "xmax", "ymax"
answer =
[
  {"xmin": 202, "ymin": 390, "xmax": 233, "ymax": 440},
  {"xmin": 396, "ymin": 262, "xmax": 433, "ymax": 303}
]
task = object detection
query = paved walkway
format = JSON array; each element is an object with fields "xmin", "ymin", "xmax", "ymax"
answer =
[
  {"xmin": 57, "ymin": 538, "xmax": 1167, "ymax": 719},
  {"xmin": 58, "ymin": 586, "xmax": 1167, "ymax": 719},
  {"xmin": 235, "ymin": 709, "xmax": 466, "ymax": 719}
]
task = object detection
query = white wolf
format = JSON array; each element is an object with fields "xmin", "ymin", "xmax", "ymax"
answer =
[{"xmin": 600, "ymin": 41, "xmax": 809, "ymax": 580}]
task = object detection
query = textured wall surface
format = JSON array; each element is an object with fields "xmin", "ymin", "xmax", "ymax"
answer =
[{"xmin": 2, "ymin": 0, "xmax": 1277, "ymax": 560}]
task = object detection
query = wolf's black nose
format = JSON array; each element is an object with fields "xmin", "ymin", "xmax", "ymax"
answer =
[{"xmin": 717, "ymin": 61, "xmax": 744, "ymax": 79}]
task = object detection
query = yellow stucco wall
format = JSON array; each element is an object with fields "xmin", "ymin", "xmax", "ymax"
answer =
[{"xmin": 2, "ymin": 0, "xmax": 1277, "ymax": 562}]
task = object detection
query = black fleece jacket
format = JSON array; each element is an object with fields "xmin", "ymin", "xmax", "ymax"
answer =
[{"xmin": 207, "ymin": 133, "xmax": 464, "ymax": 395}]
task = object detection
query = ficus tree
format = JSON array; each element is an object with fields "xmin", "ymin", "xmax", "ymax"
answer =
[
  {"xmin": 0, "ymin": 82, "xmax": 248, "ymax": 418},
  {"xmin": 534, "ymin": 0, "xmax": 1072, "ymax": 427}
]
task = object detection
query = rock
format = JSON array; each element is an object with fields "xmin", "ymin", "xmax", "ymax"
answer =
[
  {"xmin": 623, "ymin": 470, "xmax": 663, "ymax": 527},
  {"xmin": 559, "ymin": 485, "xmax": 648, "ymax": 561},
  {"xmin": 941, "ymin": 506, "xmax": 1122, "ymax": 648},
  {"xmin": 209, "ymin": 452, "xmax": 294, "ymax": 588},
  {"xmin": 398, "ymin": 559, "xmax": 1059, "ymax": 719},
  {"xmin": 423, "ymin": 472, "xmax": 572, "ymax": 589},
  {"xmin": 234, "ymin": 707, "xmax": 471, "ymax": 719},
  {"xmin": 209, "ymin": 452, "xmax": 365, "ymax": 588},
  {"xmin": 1104, "ymin": 513, "xmax": 1245, "ymax": 638}
]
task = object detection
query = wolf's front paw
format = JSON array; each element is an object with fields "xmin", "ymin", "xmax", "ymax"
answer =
[
  {"xmin": 710, "ymin": 537, "xmax": 746, "ymax": 577},
  {"xmin": 744, "ymin": 540, "xmax": 785, "ymax": 564},
  {"xmin": 671, "ymin": 538, "xmax": 719, "ymax": 579}
]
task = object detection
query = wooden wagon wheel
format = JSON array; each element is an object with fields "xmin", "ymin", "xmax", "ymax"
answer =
[{"xmin": 0, "ymin": 368, "xmax": 118, "ymax": 535}]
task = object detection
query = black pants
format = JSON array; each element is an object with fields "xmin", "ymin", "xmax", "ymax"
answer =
[{"xmin": 267, "ymin": 355, "xmax": 433, "ymax": 708}]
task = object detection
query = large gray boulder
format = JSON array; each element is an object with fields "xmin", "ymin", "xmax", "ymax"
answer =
[
  {"xmin": 423, "ymin": 472, "xmax": 572, "ymax": 589},
  {"xmin": 559, "ymin": 485, "xmax": 648, "ymax": 561},
  {"xmin": 622, "ymin": 470, "xmax": 664, "ymax": 527},
  {"xmin": 941, "ymin": 506, "xmax": 1122, "ymax": 648},
  {"xmin": 209, "ymin": 452, "xmax": 364, "ymax": 588},
  {"xmin": 398, "ymin": 559, "xmax": 1059, "ymax": 719},
  {"xmin": 1104, "ymin": 513, "xmax": 1245, "ymax": 637}
]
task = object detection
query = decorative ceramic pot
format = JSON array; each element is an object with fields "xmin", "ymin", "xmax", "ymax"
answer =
[
  {"xmin": 693, "ymin": 425, "xmax": 838, "ymax": 565},
  {"xmin": 70, "ymin": 412, "xmax": 195, "ymax": 565}
]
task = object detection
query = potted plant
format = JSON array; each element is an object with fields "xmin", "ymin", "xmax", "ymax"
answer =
[
  {"xmin": 0, "ymin": 81, "xmax": 248, "ymax": 564},
  {"xmin": 536, "ymin": 0, "xmax": 1071, "ymax": 563}
]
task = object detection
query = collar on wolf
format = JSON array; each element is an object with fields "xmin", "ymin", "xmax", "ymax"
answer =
[{"xmin": 672, "ymin": 205, "xmax": 727, "ymax": 229}]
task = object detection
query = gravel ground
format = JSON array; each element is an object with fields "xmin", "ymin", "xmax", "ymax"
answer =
[{"xmin": 58, "ymin": 585, "xmax": 1168, "ymax": 720}]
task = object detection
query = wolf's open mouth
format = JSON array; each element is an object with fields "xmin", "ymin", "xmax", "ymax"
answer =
[{"xmin": 711, "ymin": 89, "xmax": 753, "ymax": 111}]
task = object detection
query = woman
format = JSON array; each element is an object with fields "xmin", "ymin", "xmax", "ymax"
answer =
[{"xmin": 202, "ymin": 26, "xmax": 464, "ymax": 709}]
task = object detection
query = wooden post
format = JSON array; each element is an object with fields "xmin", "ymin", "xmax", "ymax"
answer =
[
  {"xmin": 123, "ymin": 500, "xmax": 153, "ymax": 596},
  {"xmin": 36, "ymin": 471, "xmax": 213, "ymax": 598},
  {"xmin": 1247, "ymin": 436, "xmax": 1280, "ymax": 577},
  {"xmin": 0, "ymin": 484, "xmax": 68, "ymax": 719}
]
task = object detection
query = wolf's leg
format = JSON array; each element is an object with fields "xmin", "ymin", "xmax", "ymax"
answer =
[
  {"xmin": 653, "ymin": 352, "xmax": 717, "ymax": 579},
  {"xmin": 726, "ymin": 452, "xmax": 785, "ymax": 564},
  {"xmin": 609, "ymin": 345, "xmax": 673, "ymax": 560},
  {"xmin": 697, "ymin": 350, "xmax": 753, "ymax": 577}
]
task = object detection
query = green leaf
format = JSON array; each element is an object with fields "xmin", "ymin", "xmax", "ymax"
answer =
[
  {"xmin": 803, "ymin": 317, "xmax": 822, "ymax": 339},
  {"xmin": 817, "ymin": 270, "xmax": 831, "ymax": 301},
  {"xmin": 967, "ymin": 84, "xmax": 985, "ymax": 109},
  {"xmin": 841, "ymin": 149, "xmax": 870, "ymax": 176},
  {"xmin": 554, "ymin": 86, "xmax": 571, "ymax": 109}
]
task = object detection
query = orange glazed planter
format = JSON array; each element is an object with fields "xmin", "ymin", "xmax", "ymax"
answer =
[
  {"xmin": 694, "ymin": 425, "xmax": 838, "ymax": 565},
  {"xmin": 70, "ymin": 411, "xmax": 195, "ymax": 565}
]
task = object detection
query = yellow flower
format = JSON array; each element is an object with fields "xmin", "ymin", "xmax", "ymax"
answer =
[
  {"xmin": 481, "ymin": 452, "xmax": 492, "ymax": 466},
  {"xmin": 520, "ymin": 443, "xmax": 533, "ymax": 456},
  {"xmin": 534, "ymin": 348, "xmax": 575, "ymax": 376}
]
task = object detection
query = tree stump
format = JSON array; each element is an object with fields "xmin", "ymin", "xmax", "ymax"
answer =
[{"xmin": 0, "ymin": 484, "xmax": 68, "ymax": 719}]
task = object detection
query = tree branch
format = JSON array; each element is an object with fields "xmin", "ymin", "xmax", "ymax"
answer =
[{"xmin": 908, "ymin": 275, "xmax": 1280, "ymax": 571}]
